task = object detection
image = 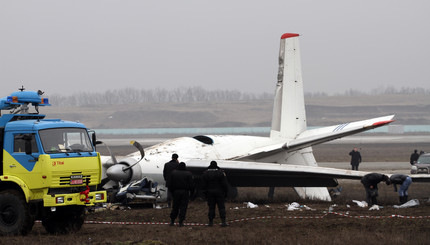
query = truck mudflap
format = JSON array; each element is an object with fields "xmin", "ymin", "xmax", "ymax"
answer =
[{"xmin": 43, "ymin": 190, "xmax": 107, "ymax": 207}]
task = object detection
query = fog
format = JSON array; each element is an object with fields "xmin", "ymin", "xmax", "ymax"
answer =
[{"xmin": 1, "ymin": 1, "xmax": 429, "ymax": 96}]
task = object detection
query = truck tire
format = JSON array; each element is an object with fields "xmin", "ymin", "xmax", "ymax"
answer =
[
  {"xmin": 42, "ymin": 206, "xmax": 85, "ymax": 234},
  {"xmin": 0, "ymin": 190, "xmax": 34, "ymax": 235}
]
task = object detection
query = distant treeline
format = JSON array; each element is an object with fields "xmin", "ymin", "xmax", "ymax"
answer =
[
  {"xmin": 306, "ymin": 86, "xmax": 430, "ymax": 97},
  {"xmin": 51, "ymin": 86, "xmax": 430, "ymax": 106},
  {"xmin": 50, "ymin": 87, "xmax": 274, "ymax": 106}
]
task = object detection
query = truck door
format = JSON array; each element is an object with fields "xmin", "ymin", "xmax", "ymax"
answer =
[{"xmin": 4, "ymin": 132, "xmax": 41, "ymax": 177}]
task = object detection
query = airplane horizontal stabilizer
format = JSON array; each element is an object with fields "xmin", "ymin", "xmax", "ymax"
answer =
[
  {"xmin": 241, "ymin": 115, "xmax": 395, "ymax": 160},
  {"xmin": 284, "ymin": 115, "xmax": 395, "ymax": 152}
]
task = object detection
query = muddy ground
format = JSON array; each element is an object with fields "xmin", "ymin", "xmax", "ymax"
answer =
[
  {"xmin": 4, "ymin": 184, "xmax": 430, "ymax": 245},
  {"xmin": 3, "ymin": 142, "xmax": 430, "ymax": 245}
]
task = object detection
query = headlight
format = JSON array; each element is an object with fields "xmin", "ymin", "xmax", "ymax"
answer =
[
  {"xmin": 56, "ymin": 196, "xmax": 65, "ymax": 204},
  {"xmin": 95, "ymin": 193, "xmax": 104, "ymax": 201}
]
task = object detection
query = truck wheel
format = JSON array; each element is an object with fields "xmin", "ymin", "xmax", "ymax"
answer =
[
  {"xmin": 42, "ymin": 206, "xmax": 85, "ymax": 234},
  {"xmin": 0, "ymin": 190, "xmax": 34, "ymax": 235}
]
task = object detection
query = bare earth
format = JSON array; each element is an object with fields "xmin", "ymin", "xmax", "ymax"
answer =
[{"xmin": 3, "ymin": 142, "xmax": 430, "ymax": 245}]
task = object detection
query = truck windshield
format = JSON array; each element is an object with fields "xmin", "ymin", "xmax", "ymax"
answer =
[{"xmin": 39, "ymin": 128, "xmax": 94, "ymax": 153}]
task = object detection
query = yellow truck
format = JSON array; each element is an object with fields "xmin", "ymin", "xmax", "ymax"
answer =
[{"xmin": 0, "ymin": 89, "xmax": 106, "ymax": 235}]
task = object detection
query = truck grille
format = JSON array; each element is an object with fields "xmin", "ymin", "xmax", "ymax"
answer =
[
  {"xmin": 52, "ymin": 170, "xmax": 100, "ymax": 187},
  {"xmin": 59, "ymin": 173, "xmax": 91, "ymax": 185}
]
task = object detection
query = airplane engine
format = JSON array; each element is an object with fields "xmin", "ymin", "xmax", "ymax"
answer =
[{"xmin": 106, "ymin": 157, "xmax": 143, "ymax": 185}]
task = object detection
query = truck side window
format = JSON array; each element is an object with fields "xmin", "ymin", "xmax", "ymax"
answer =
[{"xmin": 14, "ymin": 134, "xmax": 38, "ymax": 153}]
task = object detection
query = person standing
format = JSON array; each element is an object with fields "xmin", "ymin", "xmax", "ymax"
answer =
[
  {"xmin": 163, "ymin": 153, "xmax": 179, "ymax": 208},
  {"xmin": 360, "ymin": 173, "xmax": 389, "ymax": 206},
  {"xmin": 202, "ymin": 161, "xmax": 229, "ymax": 227},
  {"xmin": 168, "ymin": 162, "xmax": 194, "ymax": 227},
  {"xmin": 410, "ymin": 149, "xmax": 420, "ymax": 165},
  {"xmin": 389, "ymin": 174, "xmax": 412, "ymax": 204},
  {"xmin": 349, "ymin": 147, "xmax": 362, "ymax": 171}
]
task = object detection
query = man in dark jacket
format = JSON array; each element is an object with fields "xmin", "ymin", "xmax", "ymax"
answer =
[
  {"xmin": 349, "ymin": 147, "xmax": 362, "ymax": 170},
  {"xmin": 168, "ymin": 162, "xmax": 194, "ymax": 227},
  {"xmin": 410, "ymin": 149, "xmax": 420, "ymax": 165},
  {"xmin": 202, "ymin": 161, "xmax": 229, "ymax": 227},
  {"xmin": 389, "ymin": 174, "xmax": 412, "ymax": 204},
  {"xmin": 361, "ymin": 173, "xmax": 389, "ymax": 206},
  {"xmin": 163, "ymin": 153, "xmax": 179, "ymax": 207}
]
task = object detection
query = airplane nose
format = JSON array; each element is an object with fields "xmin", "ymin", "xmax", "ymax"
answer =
[{"xmin": 106, "ymin": 164, "xmax": 132, "ymax": 183}]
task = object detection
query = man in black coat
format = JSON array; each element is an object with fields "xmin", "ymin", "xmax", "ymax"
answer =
[
  {"xmin": 202, "ymin": 161, "xmax": 229, "ymax": 227},
  {"xmin": 361, "ymin": 173, "xmax": 389, "ymax": 206},
  {"xmin": 168, "ymin": 162, "xmax": 194, "ymax": 227},
  {"xmin": 349, "ymin": 147, "xmax": 362, "ymax": 170},
  {"xmin": 163, "ymin": 153, "xmax": 179, "ymax": 207},
  {"xmin": 410, "ymin": 149, "xmax": 420, "ymax": 165}
]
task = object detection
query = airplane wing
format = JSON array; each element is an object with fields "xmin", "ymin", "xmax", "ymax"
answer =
[
  {"xmin": 409, "ymin": 174, "xmax": 430, "ymax": 182},
  {"xmin": 185, "ymin": 159, "xmax": 430, "ymax": 187},
  {"xmin": 185, "ymin": 159, "xmax": 364, "ymax": 187},
  {"xmin": 240, "ymin": 115, "xmax": 395, "ymax": 160}
]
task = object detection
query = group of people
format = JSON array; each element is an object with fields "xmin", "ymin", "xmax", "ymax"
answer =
[
  {"xmin": 162, "ymin": 149, "xmax": 415, "ymax": 225},
  {"xmin": 163, "ymin": 154, "xmax": 229, "ymax": 227},
  {"xmin": 349, "ymin": 148, "xmax": 425, "ymax": 170},
  {"xmin": 349, "ymin": 147, "xmax": 420, "ymax": 205},
  {"xmin": 349, "ymin": 147, "xmax": 414, "ymax": 206},
  {"xmin": 410, "ymin": 149, "xmax": 426, "ymax": 165},
  {"xmin": 361, "ymin": 172, "xmax": 412, "ymax": 206}
]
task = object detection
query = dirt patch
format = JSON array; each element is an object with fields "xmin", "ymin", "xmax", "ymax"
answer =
[
  {"xmin": 4, "ymin": 140, "xmax": 430, "ymax": 244},
  {"xmin": 3, "ymin": 181, "xmax": 430, "ymax": 244}
]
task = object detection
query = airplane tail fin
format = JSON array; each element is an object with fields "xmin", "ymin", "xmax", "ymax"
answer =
[
  {"xmin": 269, "ymin": 33, "xmax": 329, "ymax": 201},
  {"xmin": 270, "ymin": 33, "xmax": 306, "ymax": 139}
]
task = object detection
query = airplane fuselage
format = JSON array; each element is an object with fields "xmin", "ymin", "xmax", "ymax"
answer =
[{"xmin": 102, "ymin": 135, "xmax": 286, "ymax": 191}]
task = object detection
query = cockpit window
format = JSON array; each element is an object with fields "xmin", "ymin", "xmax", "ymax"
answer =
[
  {"xmin": 193, "ymin": 135, "xmax": 214, "ymax": 145},
  {"xmin": 39, "ymin": 128, "xmax": 93, "ymax": 153}
]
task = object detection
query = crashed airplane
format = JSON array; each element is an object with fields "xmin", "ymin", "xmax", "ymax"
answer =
[{"xmin": 101, "ymin": 33, "xmax": 397, "ymax": 202}]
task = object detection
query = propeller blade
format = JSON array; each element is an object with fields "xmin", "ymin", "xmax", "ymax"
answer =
[
  {"xmin": 131, "ymin": 140, "xmax": 145, "ymax": 158},
  {"xmin": 122, "ymin": 141, "xmax": 145, "ymax": 172},
  {"xmin": 99, "ymin": 141, "xmax": 118, "ymax": 165}
]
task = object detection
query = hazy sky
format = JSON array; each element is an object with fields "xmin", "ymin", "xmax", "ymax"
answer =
[{"xmin": 1, "ymin": 1, "xmax": 429, "ymax": 96}]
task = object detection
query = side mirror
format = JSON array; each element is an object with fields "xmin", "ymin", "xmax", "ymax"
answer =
[
  {"xmin": 88, "ymin": 130, "xmax": 100, "ymax": 150},
  {"xmin": 92, "ymin": 132, "xmax": 97, "ymax": 145}
]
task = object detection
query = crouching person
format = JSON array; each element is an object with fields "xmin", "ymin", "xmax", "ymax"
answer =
[
  {"xmin": 388, "ymin": 174, "xmax": 412, "ymax": 204},
  {"xmin": 361, "ymin": 173, "xmax": 389, "ymax": 206}
]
